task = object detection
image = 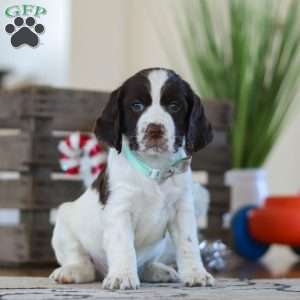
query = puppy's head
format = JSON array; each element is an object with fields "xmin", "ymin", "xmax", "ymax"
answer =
[{"xmin": 95, "ymin": 68, "xmax": 213, "ymax": 155}]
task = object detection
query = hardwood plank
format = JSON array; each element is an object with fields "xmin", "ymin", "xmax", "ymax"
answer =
[
  {"xmin": 32, "ymin": 179, "xmax": 84, "ymax": 207},
  {"xmin": 192, "ymin": 146, "xmax": 231, "ymax": 172},
  {"xmin": 0, "ymin": 226, "xmax": 54, "ymax": 264},
  {"xmin": 0, "ymin": 178, "xmax": 32, "ymax": 208},
  {"xmin": 192, "ymin": 129, "xmax": 231, "ymax": 172},
  {"xmin": 0, "ymin": 179, "xmax": 83, "ymax": 209},
  {"xmin": 0, "ymin": 226, "xmax": 28, "ymax": 263},
  {"xmin": 0, "ymin": 87, "xmax": 231, "ymax": 130},
  {"xmin": 29, "ymin": 130, "xmax": 231, "ymax": 172},
  {"xmin": 0, "ymin": 87, "xmax": 109, "ymax": 131},
  {"xmin": 0, "ymin": 135, "xmax": 31, "ymax": 171},
  {"xmin": 0, "ymin": 94, "xmax": 25, "ymax": 128},
  {"xmin": 204, "ymin": 101, "xmax": 232, "ymax": 129}
]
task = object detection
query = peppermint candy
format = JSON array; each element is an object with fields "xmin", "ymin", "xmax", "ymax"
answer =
[{"xmin": 58, "ymin": 132, "xmax": 106, "ymax": 186}]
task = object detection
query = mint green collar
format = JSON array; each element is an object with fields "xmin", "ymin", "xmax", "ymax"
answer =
[{"xmin": 123, "ymin": 144, "xmax": 190, "ymax": 182}]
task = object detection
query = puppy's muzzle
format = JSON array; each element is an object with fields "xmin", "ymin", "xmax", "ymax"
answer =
[
  {"xmin": 145, "ymin": 123, "xmax": 165, "ymax": 140},
  {"xmin": 143, "ymin": 123, "xmax": 168, "ymax": 152}
]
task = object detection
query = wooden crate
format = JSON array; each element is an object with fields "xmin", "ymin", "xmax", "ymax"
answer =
[
  {"xmin": 0, "ymin": 86, "xmax": 231, "ymax": 265},
  {"xmin": 0, "ymin": 70, "xmax": 8, "ymax": 88},
  {"xmin": 192, "ymin": 101, "xmax": 232, "ymax": 240},
  {"xmin": 0, "ymin": 87, "xmax": 108, "ymax": 265}
]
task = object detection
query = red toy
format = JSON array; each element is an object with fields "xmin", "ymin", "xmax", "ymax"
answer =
[
  {"xmin": 58, "ymin": 132, "xmax": 106, "ymax": 187},
  {"xmin": 231, "ymin": 196, "xmax": 300, "ymax": 260}
]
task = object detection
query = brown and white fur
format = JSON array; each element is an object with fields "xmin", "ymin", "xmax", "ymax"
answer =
[{"xmin": 50, "ymin": 68, "xmax": 214, "ymax": 289}]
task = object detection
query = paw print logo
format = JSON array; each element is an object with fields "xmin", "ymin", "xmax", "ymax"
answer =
[{"xmin": 5, "ymin": 17, "xmax": 45, "ymax": 48}]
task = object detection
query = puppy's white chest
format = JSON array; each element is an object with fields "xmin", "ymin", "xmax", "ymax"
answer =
[{"xmin": 133, "ymin": 179, "xmax": 181, "ymax": 248}]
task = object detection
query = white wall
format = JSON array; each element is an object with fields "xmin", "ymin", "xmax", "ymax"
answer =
[
  {"xmin": 69, "ymin": 0, "xmax": 129, "ymax": 91},
  {"xmin": 265, "ymin": 111, "xmax": 300, "ymax": 194},
  {"xmin": 0, "ymin": 0, "xmax": 70, "ymax": 86},
  {"xmin": 68, "ymin": 0, "xmax": 189, "ymax": 90}
]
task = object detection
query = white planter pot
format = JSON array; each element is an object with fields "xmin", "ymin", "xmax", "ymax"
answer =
[{"xmin": 225, "ymin": 169, "xmax": 269, "ymax": 212}]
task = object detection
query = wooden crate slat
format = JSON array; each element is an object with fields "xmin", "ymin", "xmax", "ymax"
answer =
[
  {"xmin": 0, "ymin": 95, "xmax": 25, "ymax": 129},
  {"xmin": 0, "ymin": 227, "xmax": 29, "ymax": 263},
  {"xmin": 28, "ymin": 136, "xmax": 230, "ymax": 173},
  {"xmin": 46, "ymin": 95, "xmax": 107, "ymax": 131},
  {"xmin": 0, "ymin": 177, "xmax": 229, "ymax": 212},
  {"xmin": 206, "ymin": 185, "xmax": 230, "ymax": 211},
  {"xmin": 29, "ymin": 129, "xmax": 230, "ymax": 171},
  {"xmin": 208, "ymin": 173, "xmax": 226, "ymax": 186},
  {"xmin": 25, "ymin": 136, "xmax": 61, "ymax": 171},
  {"xmin": 191, "ymin": 129, "xmax": 231, "ymax": 172},
  {"xmin": 0, "ymin": 178, "xmax": 31, "ymax": 208},
  {"xmin": 0, "ymin": 226, "xmax": 54, "ymax": 264},
  {"xmin": 0, "ymin": 135, "xmax": 30, "ymax": 171},
  {"xmin": 203, "ymin": 101, "xmax": 232, "ymax": 129},
  {"xmin": 210, "ymin": 130, "xmax": 229, "ymax": 146},
  {"xmin": 0, "ymin": 88, "xmax": 108, "ymax": 131},
  {"xmin": 192, "ymin": 146, "xmax": 230, "ymax": 172},
  {"xmin": 49, "ymin": 98, "xmax": 230, "ymax": 131},
  {"xmin": 33, "ymin": 179, "xmax": 84, "ymax": 208},
  {"xmin": 0, "ymin": 88, "xmax": 231, "ymax": 130},
  {"xmin": 201, "ymin": 228, "xmax": 230, "ymax": 241},
  {"xmin": 0, "ymin": 178, "xmax": 83, "ymax": 209}
]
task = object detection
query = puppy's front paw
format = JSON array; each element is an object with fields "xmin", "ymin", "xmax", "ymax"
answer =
[
  {"xmin": 50, "ymin": 264, "xmax": 95, "ymax": 284},
  {"xmin": 102, "ymin": 272, "xmax": 140, "ymax": 290},
  {"xmin": 181, "ymin": 270, "xmax": 215, "ymax": 287},
  {"xmin": 141, "ymin": 262, "xmax": 179, "ymax": 283}
]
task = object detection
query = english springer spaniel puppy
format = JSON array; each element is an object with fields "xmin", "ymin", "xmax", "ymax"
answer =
[{"xmin": 50, "ymin": 68, "xmax": 214, "ymax": 289}]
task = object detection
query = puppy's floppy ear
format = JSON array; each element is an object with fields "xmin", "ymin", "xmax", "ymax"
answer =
[
  {"xmin": 94, "ymin": 87, "xmax": 123, "ymax": 153},
  {"xmin": 185, "ymin": 91, "xmax": 213, "ymax": 154}
]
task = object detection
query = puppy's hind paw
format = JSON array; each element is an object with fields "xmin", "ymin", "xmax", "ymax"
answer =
[
  {"xmin": 50, "ymin": 264, "xmax": 96, "ymax": 284},
  {"xmin": 141, "ymin": 262, "xmax": 179, "ymax": 283}
]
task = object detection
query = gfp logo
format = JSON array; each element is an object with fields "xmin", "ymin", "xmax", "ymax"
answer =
[{"xmin": 4, "ymin": 5, "xmax": 47, "ymax": 48}]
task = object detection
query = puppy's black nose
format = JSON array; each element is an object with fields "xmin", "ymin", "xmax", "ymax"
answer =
[{"xmin": 146, "ymin": 123, "xmax": 165, "ymax": 139}]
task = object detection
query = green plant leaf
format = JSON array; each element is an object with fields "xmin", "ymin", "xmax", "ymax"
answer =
[{"xmin": 169, "ymin": 0, "xmax": 300, "ymax": 168}]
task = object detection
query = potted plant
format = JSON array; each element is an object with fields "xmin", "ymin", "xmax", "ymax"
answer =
[{"xmin": 173, "ymin": 0, "xmax": 300, "ymax": 210}]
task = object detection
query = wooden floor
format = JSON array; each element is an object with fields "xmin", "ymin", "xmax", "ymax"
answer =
[{"xmin": 0, "ymin": 245, "xmax": 299, "ymax": 279}]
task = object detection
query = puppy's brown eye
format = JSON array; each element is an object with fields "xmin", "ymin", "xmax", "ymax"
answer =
[
  {"xmin": 131, "ymin": 101, "xmax": 145, "ymax": 112},
  {"xmin": 167, "ymin": 102, "xmax": 181, "ymax": 113}
]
